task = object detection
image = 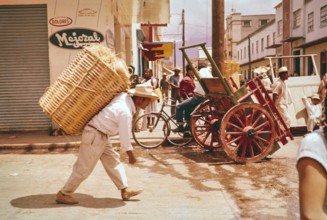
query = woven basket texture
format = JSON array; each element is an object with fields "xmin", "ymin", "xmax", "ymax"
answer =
[{"xmin": 39, "ymin": 45, "xmax": 129, "ymax": 134}]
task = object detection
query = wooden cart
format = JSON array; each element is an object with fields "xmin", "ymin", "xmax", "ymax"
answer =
[{"xmin": 180, "ymin": 43, "xmax": 294, "ymax": 163}]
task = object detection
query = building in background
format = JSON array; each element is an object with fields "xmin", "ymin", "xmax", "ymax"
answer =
[
  {"xmin": 231, "ymin": 0, "xmax": 327, "ymax": 80},
  {"xmin": 225, "ymin": 10, "xmax": 275, "ymax": 62},
  {"xmin": 231, "ymin": 0, "xmax": 327, "ymax": 129}
]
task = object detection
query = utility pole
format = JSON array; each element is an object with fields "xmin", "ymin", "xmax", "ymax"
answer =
[
  {"xmin": 212, "ymin": 0, "xmax": 224, "ymax": 77},
  {"xmin": 174, "ymin": 40, "xmax": 176, "ymax": 67},
  {"xmin": 182, "ymin": 9, "xmax": 185, "ymax": 76}
]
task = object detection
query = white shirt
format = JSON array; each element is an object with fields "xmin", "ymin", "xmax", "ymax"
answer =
[
  {"xmin": 302, "ymin": 96, "xmax": 322, "ymax": 119},
  {"xmin": 89, "ymin": 92, "xmax": 136, "ymax": 152},
  {"xmin": 272, "ymin": 78, "xmax": 292, "ymax": 106},
  {"xmin": 261, "ymin": 77, "xmax": 272, "ymax": 91},
  {"xmin": 194, "ymin": 67, "xmax": 213, "ymax": 95}
]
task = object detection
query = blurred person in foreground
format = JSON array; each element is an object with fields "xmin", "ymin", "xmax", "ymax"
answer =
[
  {"xmin": 297, "ymin": 92, "xmax": 327, "ymax": 219},
  {"xmin": 56, "ymin": 84, "xmax": 158, "ymax": 204}
]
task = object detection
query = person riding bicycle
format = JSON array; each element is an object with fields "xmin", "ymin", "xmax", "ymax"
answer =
[
  {"xmin": 179, "ymin": 64, "xmax": 195, "ymax": 101},
  {"xmin": 173, "ymin": 64, "xmax": 213, "ymax": 133}
]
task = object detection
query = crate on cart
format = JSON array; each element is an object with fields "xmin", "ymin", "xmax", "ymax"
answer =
[{"xmin": 39, "ymin": 44, "xmax": 130, "ymax": 134}]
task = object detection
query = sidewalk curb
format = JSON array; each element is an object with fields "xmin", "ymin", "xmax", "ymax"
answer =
[
  {"xmin": 0, "ymin": 142, "xmax": 81, "ymax": 154},
  {"xmin": 0, "ymin": 140, "xmax": 138, "ymax": 154}
]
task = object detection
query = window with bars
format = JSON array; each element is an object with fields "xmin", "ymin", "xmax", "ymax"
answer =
[
  {"xmin": 256, "ymin": 40, "xmax": 259, "ymax": 53},
  {"xmin": 261, "ymin": 38, "xmax": 264, "ymax": 52},
  {"xmin": 321, "ymin": 5, "xmax": 327, "ymax": 27},
  {"xmin": 266, "ymin": 35, "xmax": 270, "ymax": 47},
  {"xmin": 252, "ymin": 43, "xmax": 254, "ymax": 55},
  {"xmin": 308, "ymin": 12, "xmax": 314, "ymax": 32},
  {"xmin": 273, "ymin": 32, "xmax": 275, "ymax": 44},
  {"xmin": 293, "ymin": 9, "xmax": 301, "ymax": 29},
  {"xmin": 277, "ymin": 20, "xmax": 282, "ymax": 36}
]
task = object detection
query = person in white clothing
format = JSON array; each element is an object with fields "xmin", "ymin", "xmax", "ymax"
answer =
[
  {"xmin": 302, "ymin": 94, "xmax": 322, "ymax": 133},
  {"xmin": 261, "ymin": 72, "xmax": 272, "ymax": 92},
  {"xmin": 56, "ymin": 84, "xmax": 158, "ymax": 204},
  {"xmin": 143, "ymin": 68, "xmax": 158, "ymax": 128},
  {"xmin": 272, "ymin": 66, "xmax": 292, "ymax": 128}
]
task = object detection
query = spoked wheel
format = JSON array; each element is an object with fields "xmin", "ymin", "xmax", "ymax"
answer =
[
  {"xmin": 220, "ymin": 103, "xmax": 275, "ymax": 163},
  {"xmin": 132, "ymin": 113, "xmax": 169, "ymax": 149},
  {"xmin": 166, "ymin": 115, "xmax": 193, "ymax": 146},
  {"xmin": 190, "ymin": 100, "xmax": 221, "ymax": 149}
]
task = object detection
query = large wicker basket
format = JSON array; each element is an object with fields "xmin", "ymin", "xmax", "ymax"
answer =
[{"xmin": 39, "ymin": 44, "xmax": 130, "ymax": 134}]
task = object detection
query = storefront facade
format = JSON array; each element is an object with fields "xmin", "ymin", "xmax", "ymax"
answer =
[{"xmin": 0, "ymin": 0, "xmax": 169, "ymax": 132}]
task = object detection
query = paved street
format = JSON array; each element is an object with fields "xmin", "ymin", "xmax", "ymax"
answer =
[{"xmin": 0, "ymin": 133, "xmax": 302, "ymax": 220}]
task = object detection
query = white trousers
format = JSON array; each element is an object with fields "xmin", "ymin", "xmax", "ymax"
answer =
[
  {"xmin": 277, "ymin": 105, "xmax": 291, "ymax": 128},
  {"xmin": 61, "ymin": 125, "xmax": 128, "ymax": 195},
  {"xmin": 307, "ymin": 115, "xmax": 318, "ymax": 132}
]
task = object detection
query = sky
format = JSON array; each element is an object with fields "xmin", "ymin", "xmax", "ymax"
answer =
[{"xmin": 161, "ymin": 0, "xmax": 281, "ymax": 67}]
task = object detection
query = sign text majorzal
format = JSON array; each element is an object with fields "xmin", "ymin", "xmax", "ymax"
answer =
[{"xmin": 49, "ymin": 29, "xmax": 104, "ymax": 49}]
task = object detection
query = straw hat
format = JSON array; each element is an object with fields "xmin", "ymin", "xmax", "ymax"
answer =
[
  {"xmin": 311, "ymin": 94, "xmax": 321, "ymax": 100},
  {"xmin": 172, "ymin": 67, "xmax": 181, "ymax": 72},
  {"xmin": 162, "ymin": 73, "xmax": 167, "ymax": 76},
  {"xmin": 128, "ymin": 84, "xmax": 158, "ymax": 101},
  {"xmin": 278, "ymin": 66, "xmax": 288, "ymax": 75}
]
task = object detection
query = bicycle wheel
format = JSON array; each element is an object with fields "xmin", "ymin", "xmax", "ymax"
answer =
[
  {"xmin": 166, "ymin": 115, "xmax": 193, "ymax": 146},
  {"xmin": 190, "ymin": 100, "xmax": 221, "ymax": 150},
  {"xmin": 132, "ymin": 113, "xmax": 169, "ymax": 149}
]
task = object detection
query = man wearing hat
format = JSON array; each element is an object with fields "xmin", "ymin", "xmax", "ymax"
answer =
[
  {"xmin": 169, "ymin": 67, "xmax": 182, "ymax": 115},
  {"xmin": 302, "ymin": 94, "xmax": 322, "ymax": 133},
  {"xmin": 272, "ymin": 66, "xmax": 292, "ymax": 128},
  {"xmin": 56, "ymin": 84, "xmax": 158, "ymax": 204}
]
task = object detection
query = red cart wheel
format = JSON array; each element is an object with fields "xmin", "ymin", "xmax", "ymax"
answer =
[
  {"xmin": 190, "ymin": 100, "xmax": 221, "ymax": 149},
  {"xmin": 220, "ymin": 103, "xmax": 275, "ymax": 163}
]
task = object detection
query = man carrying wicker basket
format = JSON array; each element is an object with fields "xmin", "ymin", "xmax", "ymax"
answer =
[{"xmin": 56, "ymin": 84, "xmax": 158, "ymax": 204}]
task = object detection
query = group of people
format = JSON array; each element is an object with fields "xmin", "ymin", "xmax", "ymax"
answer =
[
  {"xmin": 267, "ymin": 66, "xmax": 327, "ymax": 218},
  {"xmin": 54, "ymin": 60, "xmax": 327, "ymax": 218},
  {"xmin": 296, "ymin": 77, "xmax": 327, "ymax": 219},
  {"xmin": 158, "ymin": 64, "xmax": 213, "ymax": 134},
  {"xmin": 267, "ymin": 66, "xmax": 322, "ymax": 133}
]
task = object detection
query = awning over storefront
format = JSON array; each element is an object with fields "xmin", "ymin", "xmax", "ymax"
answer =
[
  {"xmin": 282, "ymin": 36, "xmax": 305, "ymax": 42},
  {"xmin": 142, "ymin": 42, "xmax": 173, "ymax": 61}
]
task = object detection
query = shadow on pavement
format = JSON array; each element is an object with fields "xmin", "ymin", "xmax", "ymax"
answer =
[
  {"xmin": 180, "ymin": 148, "xmax": 235, "ymax": 164},
  {"xmin": 10, "ymin": 193, "xmax": 126, "ymax": 209}
]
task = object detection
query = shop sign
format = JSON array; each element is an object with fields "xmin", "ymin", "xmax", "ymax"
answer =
[
  {"xmin": 142, "ymin": 42, "xmax": 173, "ymax": 61},
  {"xmin": 49, "ymin": 16, "xmax": 73, "ymax": 27},
  {"xmin": 49, "ymin": 28, "xmax": 104, "ymax": 49},
  {"xmin": 78, "ymin": 8, "xmax": 97, "ymax": 17}
]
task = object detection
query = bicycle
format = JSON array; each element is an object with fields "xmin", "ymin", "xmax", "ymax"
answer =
[{"xmin": 132, "ymin": 97, "xmax": 193, "ymax": 149}]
